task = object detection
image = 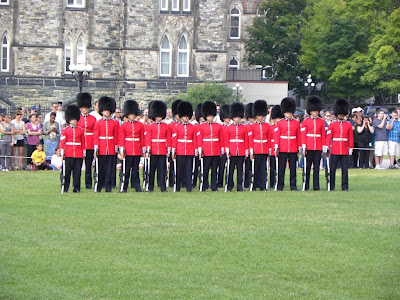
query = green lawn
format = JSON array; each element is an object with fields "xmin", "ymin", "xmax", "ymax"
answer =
[{"xmin": 0, "ymin": 169, "xmax": 399, "ymax": 299}]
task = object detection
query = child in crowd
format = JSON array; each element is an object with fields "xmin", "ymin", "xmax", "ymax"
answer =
[
  {"xmin": 50, "ymin": 147, "xmax": 62, "ymax": 170},
  {"xmin": 31, "ymin": 143, "xmax": 49, "ymax": 171}
]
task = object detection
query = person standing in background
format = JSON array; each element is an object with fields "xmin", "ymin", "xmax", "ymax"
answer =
[
  {"xmin": 10, "ymin": 110, "xmax": 26, "ymax": 170},
  {"xmin": 26, "ymin": 114, "xmax": 42, "ymax": 170},
  {"xmin": 0, "ymin": 114, "xmax": 14, "ymax": 171},
  {"xmin": 373, "ymin": 110, "xmax": 389, "ymax": 169}
]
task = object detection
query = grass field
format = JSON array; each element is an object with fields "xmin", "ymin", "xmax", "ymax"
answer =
[{"xmin": 0, "ymin": 169, "xmax": 399, "ymax": 299}]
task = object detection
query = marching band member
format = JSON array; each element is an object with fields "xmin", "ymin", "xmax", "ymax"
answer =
[
  {"xmin": 76, "ymin": 92, "xmax": 97, "ymax": 189},
  {"xmin": 269, "ymin": 105, "xmax": 283, "ymax": 189},
  {"xmin": 274, "ymin": 97, "xmax": 301, "ymax": 191},
  {"xmin": 244, "ymin": 103, "xmax": 255, "ymax": 188},
  {"xmin": 325, "ymin": 98, "xmax": 354, "ymax": 191},
  {"xmin": 59, "ymin": 105, "xmax": 85, "ymax": 193},
  {"xmin": 301, "ymin": 96, "xmax": 326, "ymax": 191},
  {"xmin": 248, "ymin": 100, "xmax": 270, "ymax": 191},
  {"xmin": 118, "ymin": 100, "xmax": 145, "ymax": 193},
  {"xmin": 217, "ymin": 104, "xmax": 231, "ymax": 188},
  {"xmin": 172, "ymin": 102, "xmax": 197, "ymax": 192},
  {"xmin": 93, "ymin": 96, "xmax": 119, "ymax": 193}
]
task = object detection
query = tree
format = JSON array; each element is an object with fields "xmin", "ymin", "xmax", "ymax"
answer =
[{"xmin": 180, "ymin": 82, "xmax": 237, "ymax": 106}]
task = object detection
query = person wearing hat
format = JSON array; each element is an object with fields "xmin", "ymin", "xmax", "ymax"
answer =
[
  {"xmin": 325, "ymin": 98, "xmax": 354, "ymax": 191},
  {"xmin": 76, "ymin": 93, "xmax": 97, "ymax": 189},
  {"xmin": 274, "ymin": 97, "xmax": 301, "ymax": 191},
  {"xmin": 268, "ymin": 105, "xmax": 283, "ymax": 189},
  {"xmin": 301, "ymin": 96, "xmax": 326, "ymax": 191},
  {"xmin": 93, "ymin": 96, "xmax": 119, "ymax": 193},
  {"xmin": 217, "ymin": 104, "xmax": 231, "ymax": 188},
  {"xmin": 244, "ymin": 103, "xmax": 255, "ymax": 189},
  {"xmin": 118, "ymin": 100, "xmax": 145, "ymax": 193},
  {"xmin": 145, "ymin": 100, "xmax": 170, "ymax": 192},
  {"xmin": 171, "ymin": 102, "xmax": 197, "ymax": 192},
  {"xmin": 167, "ymin": 99, "xmax": 183, "ymax": 188},
  {"xmin": 197, "ymin": 101, "xmax": 224, "ymax": 192},
  {"xmin": 59, "ymin": 105, "xmax": 85, "ymax": 193},
  {"xmin": 224, "ymin": 102, "xmax": 249, "ymax": 192},
  {"xmin": 192, "ymin": 103, "xmax": 204, "ymax": 189},
  {"xmin": 248, "ymin": 100, "xmax": 270, "ymax": 191}
]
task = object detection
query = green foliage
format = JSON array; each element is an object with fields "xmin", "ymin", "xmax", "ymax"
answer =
[{"xmin": 181, "ymin": 82, "xmax": 237, "ymax": 106}]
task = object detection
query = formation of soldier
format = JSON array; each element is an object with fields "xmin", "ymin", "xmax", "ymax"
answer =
[{"xmin": 59, "ymin": 93, "xmax": 354, "ymax": 193}]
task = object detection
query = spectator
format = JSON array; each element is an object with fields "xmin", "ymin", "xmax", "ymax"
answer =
[
  {"xmin": 89, "ymin": 100, "xmax": 102, "ymax": 121},
  {"xmin": 323, "ymin": 111, "xmax": 333, "ymax": 127},
  {"xmin": 0, "ymin": 114, "xmax": 14, "ymax": 171},
  {"xmin": 349, "ymin": 113, "xmax": 361, "ymax": 168},
  {"xmin": 31, "ymin": 143, "xmax": 48, "ymax": 171},
  {"xmin": 55, "ymin": 102, "xmax": 66, "ymax": 131},
  {"xmin": 50, "ymin": 147, "xmax": 62, "ymax": 170},
  {"xmin": 164, "ymin": 108, "xmax": 173, "ymax": 124},
  {"xmin": 26, "ymin": 114, "xmax": 42, "ymax": 170},
  {"xmin": 372, "ymin": 110, "xmax": 389, "ymax": 169},
  {"xmin": 387, "ymin": 110, "xmax": 400, "ymax": 169},
  {"xmin": 23, "ymin": 106, "xmax": 38, "ymax": 123},
  {"xmin": 36, "ymin": 113, "xmax": 44, "ymax": 144},
  {"xmin": 43, "ymin": 112, "xmax": 60, "ymax": 140},
  {"xmin": 356, "ymin": 115, "xmax": 374, "ymax": 168},
  {"xmin": 44, "ymin": 102, "xmax": 58, "ymax": 123},
  {"xmin": 10, "ymin": 110, "xmax": 26, "ymax": 170}
]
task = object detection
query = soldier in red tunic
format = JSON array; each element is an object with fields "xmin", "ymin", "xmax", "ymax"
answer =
[
  {"xmin": 76, "ymin": 92, "xmax": 97, "ymax": 189},
  {"xmin": 248, "ymin": 100, "xmax": 270, "ymax": 191},
  {"xmin": 325, "ymin": 98, "xmax": 354, "ymax": 191},
  {"xmin": 274, "ymin": 97, "xmax": 301, "ymax": 191},
  {"xmin": 301, "ymin": 96, "xmax": 326, "ymax": 191},
  {"xmin": 244, "ymin": 103, "xmax": 255, "ymax": 188},
  {"xmin": 172, "ymin": 102, "xmax": 197, "ymax": 192},
  {"xmin": 225, "ymin": 102, "xmax": 248, "ymax": 192},
  {"xmin": 268, "ymin": 105, "xmax": 283, "ymax": 189},
  {"xmin": 192, "ymin": 103, "xmax": 204, "ymax": 189},
  {"xmin": 198, "ymin": 101, "xmax": 224, "ymax": 192},
  {"xmin": 59, "ymin": 105, "xmax": 85, "ymax": 193},
  {"xmin": 168, "ymin": 99, "xmax": 183, "ymax": 188},
  {"xmin": 118, "ymin": 100, "xmax": 145, "ymax": 193},
  {"xmin": 217, "ymin": 104, "xmax": 231, "ymax": 188},
  {"xmin": 93, "ymin": 96, "xmax": 119, "ymax": 193}
]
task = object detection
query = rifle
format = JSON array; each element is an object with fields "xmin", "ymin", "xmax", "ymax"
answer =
[
  {"xmin": 142, "ymin": 156, "xmax": 147, "ymax": 190},
  {"xmin": 249, "ymin": 158, "xmax": 255, "ymax": 191},
  {"xmin": 224, "ymin": 156, "xmax": 230, "ymax": 192},
  {"xmin": 274, "ymin": 155, "xmax": 278, "ymax": 191},
  {"xmin": 119, "ymin": 156, "xmax": 126, "ymax": 193},
  {"xmin": 173, "ymin": 156, "xmax": 177, "ymax": 192},
  {"xmin": 94, "ymin": 155, "xmax": 99, "ymax": 192},
  {"xmin": 145, "ymin": 156, "xmax": 150, "ymax": 192},
  {"xmin": 60, "ymin": 159, "xmax": 66, "ymax": 193},
  {"xmin": 165, "ymin": 156, "xmax": 169, "ymax": 188},
  {"xmin": 302, "ymin": 154, "xmax": 307, "ymax": 192},
  {"xmin": 265, "ymin": 156, "xmax": 269, "ymax": 190},
  {"xmin": 199, "ymin": 156, "xmax": 204, "ymax": 191},
  {"xmin": 326, "ymin": 155, "xmax": 331, "ymax": 191}
]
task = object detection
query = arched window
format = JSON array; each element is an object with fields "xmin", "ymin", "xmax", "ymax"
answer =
[
  {"xmin": 64, "ymin": 37, "xmax": 72, "ymax": 73},
  {"xmin": 1, "ymin": 34, "xmax": 9, "ymax": 72},
  {"xmin": 160, "ymin": 35, "xmax": 171, "ymax": 76},
  {"xmin": 77, "ymin": 37, "xmax": 85, "ymax": 64},
  {"xmin": 229, "ymin": 6, "xmax": 240, "ymax": 39},
  {"xmin": 229, "ymin": 57, "xmax": 239, "ymax": 70},
  {"xmin": 177, "ymin": 35, "xmax": 189, "ymax": 77}
]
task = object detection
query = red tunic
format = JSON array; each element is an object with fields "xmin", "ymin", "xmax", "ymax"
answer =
[
  {"xmin": 325, "ymin": 120, "xmax": 354, "ymax": 155},
  {"xmin": 248, "ymin": 121, "xmax": 271, "ymax": 155},
  {"xmin": 93, "ymin": 118, "xmax": 119, "ymax": 155},
  {"xmin": 224, "ymin": 123, "xmax": 248, "ymax": 156},
  {"xmin": 269, "ymin": 124, "xmax": 277, "ymax": 156},
  {"xmin": 77, "ymin": 114, "xmax": 97, "ymax": 150},
  {"xmin": 172, "ymin": 122, "xmax": 197, "ymax": 156},
  {"xmin": 118, "ymin": 121, "xmax": 145, "ymax": 156},
  {"xmin": 59, "ymin": 126, "xmax": 86, "ymax": 158},
  {"xmin": 300, "ymin": 117, "xmax": 326, "ymax": 151},
  {"xmin": 146, "ymin": 122, "xmax": 171, "ymax": 155},
  {"xmin": 274, "ymin": 118, "xmax": 301, "ymax": 153},
  {"xmin": 198, "ymin": 122, "xmax": 224, "ymax": 156}
]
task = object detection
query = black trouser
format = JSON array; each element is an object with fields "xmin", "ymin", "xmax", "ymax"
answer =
[
  {"xmin": 112, "ymin": 154, "xmax": 118, "ymax": 188},
  {"xmin": 330, "ymin": 154, "xmax": 349, "ymax": 191},
  {"xmin": 149, "ymin": 155, "xmax": 167, "ymax": 191},
  {"xmin": 352, "ymin": 143, "xmax": 359, "ymax": 168},
  {"xmin": 254, "ymin": 154, "xmax": 268, "ymax": 190},
  {"xmin": 97, "ymin": 155, "xmax": 114, "ymax": 192},
  {"xmin": 168, "ymin": 156, "xmax": 175, "ymax": 188},
  {"xmin": 227, "ymin": 156, "xmax": 245, "ymax": 191},
  {"xmin": 63, "ymin": 157, "xmax": 83, "ymax": 192},
  {"xmin": 305, "ymin": 150, "xmax": 322, "ymax": 190},
  {"xmin": 202, "ymin": 156, "xmax": 219, "ymax": 191},
  {"xmin": 84, "ymin": 149, "xmax": 94, "ymax": 188},
  {"xmin": 176, "ymin": 155, "xmax": 194, "ymax": 191},
  {"xmin": 192, "ymin": 156, "xmax": 200, "ymax": 188},
  {"xmin": 121, "ymin": 155, "xmax": 141, "ymax": 191},
  {"xmin": 269, "ymin": 155, "xmax": 277, "ymax": 188},
  {"xmin": 358, "ymin": 143, "xmax": 370, "ymax": 168},
  {"xmin": 217, "ymin": 154, "xmax": 227, "ymax": 188},
  {"xmin": 278, "ymin": 152, "xmax": 297, "ymax": 190},
  {"xmin": 244, "ymin": 156, "xmax": 251, "ymax": 188},
  {"xmin": 27, "ymin": 144, "xmax": 36, "ymax": 165}
]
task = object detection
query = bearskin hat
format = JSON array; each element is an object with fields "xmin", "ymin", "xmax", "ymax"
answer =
[
  {"xmin": 253, "ymin": 100, "xmax": 268, "ymax": 117},
  {"xmin": 124, "ymin": 100, "xmax": 140, "ymax": 116},
  {"xmin": 195, "ymin": 103, "xmax": 203, "ymax": 122},
  {"xmin": 172, "ymin": 99, "xmax": 183, "ymax": 117},
  {"xmin": 149, "ymin": 100, "xmax": 166, "ymax": 119},
  {"xmin": 201, "ymin": 101, "xmax": 217, "ymax": 119},
  {"xmin": 220, "ymin": 104, "xmax": 230, "ymax": 120},
  {"xmin": 178, "ymin": 101, "xmax": 193, "ymax": 118},
  {"xmin": 230, "ymin": 102, "xmax": 245, "ymax": 119},
  {"xmin": 280, "ymin": 97, "xmax": 296, "ymax": 114},
  {"xmin": 245, "ymin": 103, "xmax": 254, "ymax": 119},
  {"xmin": 271, "ymin": 105, "xmax": 284, "ymax": 120},
  {"xmin": 306, "ymin": 95, "xmax": 323, "ymax": 114},
  {"xmin": 333, "ymin": 98, "xmax": 349, "ymax": 116},
  {"xmin": 77, "ymin": 92, "xmax": 92, "ymax": 108},
  {"xmin": 98, "ymin": 96, "xmax": 116, "ymax": 115},
  {"xmin": 65, "ymin": 104, "xmax": 81, "ymax": 123}
]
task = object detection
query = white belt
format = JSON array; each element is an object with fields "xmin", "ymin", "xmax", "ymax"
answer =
[
  {"xmin": 178, "ymin": 139, "xmax": 193, "ymax": 143},
  {"xmin": 253, "ymin": 139, "xmax": 268, "ymax": 143},
  {"xmin": 230, "ymin": 139, "xmax": 244, "ymax": 142},
  {"xmin": 99, "ymin": 136, "xmax": 113, "ymax": 140},
  {"xmin": 66, "ymin": 142, "xmax": 81, "ymax": 146},
  {"xmin": 151, "ymin": 139, "xmax": 166, "ymax": 142},
  {"xmin": 280, "ymin": 136, "xmax": 296, "ymax": 139},
  {"xmin": 125, "ymin": 138, "xmax": 140, "ymax": 141},
  {"xmin": 306, "ymin": 134, "xmax": 321, "ymax": 137},
  {"xmin": 333, "ymin": 138, "xmax": 348, "ymax": 141},
  {"xmin": 203, "ymin": 138, "xmax": 219, "ymax": 142},
  {"xmin": 85, "ymin": 132, "xmax": 93, "ymax": 135}
]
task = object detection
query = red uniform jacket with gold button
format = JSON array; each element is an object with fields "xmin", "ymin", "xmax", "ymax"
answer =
[
  {"xmin": 172, "ymin": 122, "xmax": 197, "ymax": 156},
  {"xmin": 248, "ymin": 121, "xmax": 271, "ymax": 155},
  {"xmin": 300, "ymin": 117, "xmax": 326, "ymax": 151},
  {"xmin": 146, "ymin": 122, "xmax": 171, "ymax": 155},
  {"xmin": 274, "ymin": 118, "xmax": 301, "ymax": 153},
  {"xmin": 59, "ymin": 126, "xmax": 86, "ymax": 158},
  {"xmin": 224, "ymin": 123, "xmax": 248, "ymax": 156},
  {"xmin": 325, "ymin": 120, "xmax": 354, "ymax": 155},
  {"xmin": 77, "ymin": 114, "xmax": 96, "ymax": 150},
  {"xmin": 93, "ymin": 118, "xmax": 119, "ymax": 155},
  {"xmin": 198, "ymin": 122, "xmax": 224, "ymax": 156},
  {"xmin": 118, "ymin": 120, "xmax": 145, "ymax": 156}
]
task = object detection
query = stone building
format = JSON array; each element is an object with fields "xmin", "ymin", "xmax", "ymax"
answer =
[{"xmin": 0, "ymin": 0, "xmax": 287, "ymax": 111}]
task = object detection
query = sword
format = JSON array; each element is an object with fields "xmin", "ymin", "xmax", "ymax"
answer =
[
  {"xmin": 173, "ymin": 156, "xmax": 177, "ymax": 193},
  {"xmin": 94, "ymin": 155, "xmax": 99, "ymax": 192},
  {"xmin": 326, "ymin": 155, "xmax": 331, "ymax": 191},
  {"xmin": 145, "ymin": 156, "xmax": 150, "ymax": 192},
  {"xmin": 265, "ymin": 156, "xmax": 269, "ymax": 190},
  {"xmin": 302, "ymin": 154, "xmax": 307, "ymax": 192},
  {"xmin": 274, "ymin": 155, "xmax": 278, "ymax": 191},
  {"xmin": 199, "ymin": 156, "xmax": 204, "ymax": 192},
  {"xmin": 60, "ymin": 159, "xmax": 66, "ymax": 193},
  {"xmin": 249, "ymin": 158, "xmax": 255, "ymax": 191},
  {"xmin": 119, "ymin": 157, "xmax": 125, "ymax": 193},
  {"xmin": 166, "ymin": 156, "xmax": 169, "ymax": 188},
  {"xmin": 224, "ymin": 157, "xmax": 230, "ymax": 192},
  {"xmin": 142, "ymin": 156, "xmax": 147, "ymax": 190}
]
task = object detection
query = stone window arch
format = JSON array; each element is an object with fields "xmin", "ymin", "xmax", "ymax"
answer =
[
  {"xmin": 229, "ymin": 5, "xmax": 241, "ymax": 39},
  {"xmin": 160, "ymin": 35, "xmax": 171, "ymax": 76},
  {"xmin": 177, "ymin": 35, "xmax": 189, "ymax": 77},
  {"xmin": 64, "ymin": 36, "xmax": 72, "ymax": 73},
  {"xmin": 229, "ymin": 57, "xmax": 239, "ymax": 70},
  {"xmin": 76, "ymin": 36, "xmax": 85, "ymax": 64},
  {"xmin": 1, "ymin": 34, "xmax": 9, "ymax": 72}
]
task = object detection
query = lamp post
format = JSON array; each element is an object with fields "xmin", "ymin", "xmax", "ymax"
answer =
[
  {"xmin": 232, "ymin": 83, "xmax": 243, "ymax": 102},
  {"xmin": 304, "ymin": 74, "xmax": 315, "ymax": 97},
  {"xmin": 69, "ymin": 62, "xmax": 93, "ymax": 93}
]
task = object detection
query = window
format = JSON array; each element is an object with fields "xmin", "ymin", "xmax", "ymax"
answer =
[
  {"xmin": 77, "ymin": 37, "xmax": 85, "ymax": 64},
  {"xmin": 160, "ymin": 0, "xmax": 168, "ymax": 11},
  {"xmin": 1, "ymin": 35, "xmax": 9, "ymax": 72},
  {"xmin": 160, "ymin": 35, "xmax": 171, "ymax": 76},
  {"xmin": 66, "ymin": 0, "xmax": 84, "ymax": 8},
  {"xmin": 183, "ymin": 0, "xmax": 190, "ymax": 11},
  {"xmin": 229, "ymin": 57, "xmax": 239, "ymax": 70},
  {"xmin": 172, "ymin": 0, "xmax": 179, "ymax": 11},
  {"xmin": 0, "ymin": 0, "xmax": 9, "ymax": 5},
  {"xmin": 64, "ymin": 37, "xmax": 72, "ymax": 73},
  {"xmin": 229, "ymin": 6, "xmax": 240, "ymax": 39},
  {"xmin": 177, "ymin": 35, "xmax": 189, "ymax": 77}
]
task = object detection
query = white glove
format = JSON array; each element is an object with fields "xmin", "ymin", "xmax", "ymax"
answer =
[{"xmin": 349, "ymin": 148, "xmax": 353, "ymax": 156}]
